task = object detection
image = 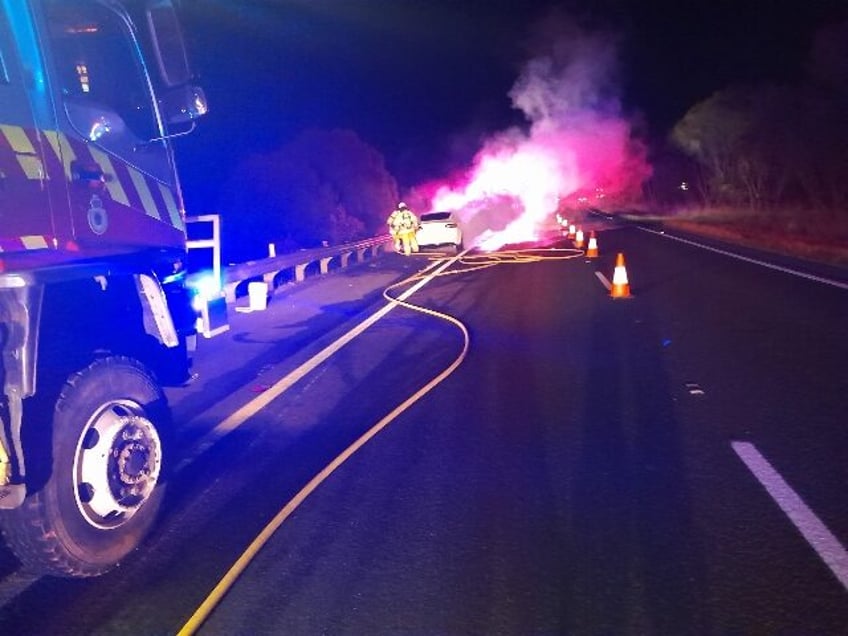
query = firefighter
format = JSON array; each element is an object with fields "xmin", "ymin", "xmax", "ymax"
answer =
[
  {"xmin": 394, "ymin": 202, "xmax": 419, "ymax": 256},
  {"xmin": 387, "ymin": 203, "xmax": 404, "ymax": 252}
]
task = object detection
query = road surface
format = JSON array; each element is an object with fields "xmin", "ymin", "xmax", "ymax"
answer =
[{"xmin": 1, "ymin": 217, "xmax": 847, "ymax": 634}]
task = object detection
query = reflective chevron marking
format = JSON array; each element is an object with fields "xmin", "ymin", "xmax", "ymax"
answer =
[
  {"xmin": 1, "ymin": 125, "xmax": 44, "ymax": 180},
  {"xmin": 20, "ymin": 236, "xmax": 50, "ymax": 249},
  {"xmin": 127, "ymin": 165, "xmax": 161, "ymax": 220},
  {"xmin": 2, "ymin": 124, "xmax": 187, "ymax": 241},
  {"xmin": 158, "ymin": 182, "xmax": 184, "ymax": 230},
  {"xmin": 43, "ymin": 130, "xmax": 77, "ymax": 180},
  {"xmin": 87, "ymin": 145, "xmax": 130, "ymax": 206},
  {"xmin": 0, "ymin": 124, "xmax": 36, "ymax": 154},
  {"xmin": 15, "ymin": 154, "xmax": 43, "ymax": 180}
]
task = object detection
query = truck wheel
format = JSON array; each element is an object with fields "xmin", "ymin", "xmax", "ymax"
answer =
[{"xmin": 0, "ymin": 357, "xmax": 170, "ymax": 577}]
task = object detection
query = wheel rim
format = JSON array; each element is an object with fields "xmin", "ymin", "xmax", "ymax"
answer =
[{"xmin": 72, "ymin": 400, "xmax": 162, "ymax": 530}]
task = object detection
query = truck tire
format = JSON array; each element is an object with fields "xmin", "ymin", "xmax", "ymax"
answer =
[{"xmin": 0, "ymin": 357, "xmax": 170, "ymax": 577}]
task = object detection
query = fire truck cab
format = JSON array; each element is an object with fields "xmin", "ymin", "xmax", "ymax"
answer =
[{"xmin": 0, "ymin": 0, "xmax": 207, "ymax": 577}]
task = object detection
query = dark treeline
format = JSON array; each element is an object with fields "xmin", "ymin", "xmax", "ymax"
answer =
[
  {"xmin": 217, "ymin": 128, "xmax": 398, "ymax": 264},
  {"xmin": 212, "ymin": 19, "xmax": 847, "ymax": 263},
  {"xmin": 651, "ymin": 21, "xmax": 848, "ymax": 218}
]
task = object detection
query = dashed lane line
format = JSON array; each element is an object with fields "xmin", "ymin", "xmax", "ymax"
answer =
[
  {"xmin": 732, "ymin": 441, "xmax": 848, "ymax": 592},
  {"xmin": 595, "ymin": 271, "xmax": 612, "ymax": 291}
]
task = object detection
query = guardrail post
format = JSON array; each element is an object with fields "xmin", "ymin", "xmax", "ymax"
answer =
[
  {"xmin": 223, "ymin": 282, "xmax": 238, "ymax": 304},
  {"xmin": 295, "ymin": 262, "xmax": 308, "ymax": 282},
  {"xmin": 320, "ymin": 256, "xmax": 333, "ymax": 274}
]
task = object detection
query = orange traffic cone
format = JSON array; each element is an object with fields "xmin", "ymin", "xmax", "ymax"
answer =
[
  {"xmin": 610, "ymin": 252, "xmax": 631, "ymax": 298},
  {"xmin": 567, "ymin": 223, "xmax": 576, "ymax": 239},
  {"xmin": 574, "ymin": 229, "xmax": 584, "ymax": 248},
  {"xmin": 586, "ymin": 231, "xmax": 598, "ymax": 258}
]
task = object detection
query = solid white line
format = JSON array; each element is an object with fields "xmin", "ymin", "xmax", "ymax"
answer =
[
  {"xmin": 0, "ymin": 571, "xmax": 40, "ymax": 608},
  {"xmin": 641, "ymin": 227, "xmax": 848, "ymax": 290},
  {"xmin": 731, "ymin": 441, "xmax": 848, "ymax": 591},
  {"xmin": 595, "ymin": 271, "xmax": 612, "ymax": 290},
  {"xmin": 178, "ymin": 264, "xmax": 472, "ymax": 635},
  {"xmin": 175, "ymin": 256, "xmax": 458, "ymax": 472}
]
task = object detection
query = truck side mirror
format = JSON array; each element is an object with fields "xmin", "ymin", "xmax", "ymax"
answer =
[{"xmin": 159, "ymin": 84, "xmax": 208, "ymax": 126}]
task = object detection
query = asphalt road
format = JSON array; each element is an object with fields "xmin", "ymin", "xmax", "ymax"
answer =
[{"xmin": 1, "ymin": 218, "xmax": 847, "ymax": 634}]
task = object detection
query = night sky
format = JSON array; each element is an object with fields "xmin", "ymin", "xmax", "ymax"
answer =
[{"xmin": 175, "ymin": 0, "xmax": 848, "ymax": 214}]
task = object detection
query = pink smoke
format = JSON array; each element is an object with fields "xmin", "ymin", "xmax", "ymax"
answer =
[{"xmin": 415, "ymin": 14, "xmax": 651, "ymax": 251}]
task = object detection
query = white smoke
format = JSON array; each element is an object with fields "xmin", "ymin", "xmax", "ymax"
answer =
[{"xmin": 424, "ymin": 11, "xmax": 649, "ymax": 250}]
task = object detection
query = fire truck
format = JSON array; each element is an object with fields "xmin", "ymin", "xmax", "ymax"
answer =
[{"xmin": 0, "ymin": 0, "xmax": 212, "ymax": 577}]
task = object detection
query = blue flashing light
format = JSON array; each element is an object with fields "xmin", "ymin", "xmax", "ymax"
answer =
[
  {"xmin": 4, "ymin": 0, "xmax": 51, "ymax": 127},
  {"xmin": 187, "ymin": 271, "xmax": 222, "ymax": 305}
]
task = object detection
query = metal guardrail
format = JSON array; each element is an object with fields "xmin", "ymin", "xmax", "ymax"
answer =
[
  {"xmin": 186, "ymin": 215, "xmax": 391, "ymax": 303},
  {"xmin": 220, "ymin": 235, "xmax": 391, "ymax": 303}
]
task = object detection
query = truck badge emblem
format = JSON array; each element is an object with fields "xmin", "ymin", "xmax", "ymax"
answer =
[{"xmin": 87, "ymin": 194, "xmax": 108, "ymax": 235}]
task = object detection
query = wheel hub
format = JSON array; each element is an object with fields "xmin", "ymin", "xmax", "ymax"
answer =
[
  {"xmin": 74, "ymin": 404, "xmax": 162, "ymax": 529},
  {"xmin": 113, "ymin": 430, "xmax": 154, "ymax": 502}
]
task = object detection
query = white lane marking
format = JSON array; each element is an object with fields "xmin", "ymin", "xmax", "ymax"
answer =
[
  {"xmin": 595, "ymin": 271, "xmax": 612, "ymax": 290},
  {"xmin": 178, "ymin": 268, "xmax": 472, "ymax": 635},
  {"xmin": 175, "ymin": 256, "xmax": 458, "ymax": 472},
  {"xmin": 0, "ymin": 572, "xmax": 40, "ymax": 608},
  {"xmin": 732, "ymin": 441, "xmax": 848, "ymax": 591},
  {"xmin": 641, "ymin": 227, "xmax": 848, "ymax": 290}
]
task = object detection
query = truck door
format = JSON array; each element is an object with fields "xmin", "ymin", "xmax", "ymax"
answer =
[
  {"xmin": 0, "ymin": 4, "xmax": 59, "ymax": 257},
  {"xmin": 41, "ymin": 0, "xmax": 186, "ymax": 254}
]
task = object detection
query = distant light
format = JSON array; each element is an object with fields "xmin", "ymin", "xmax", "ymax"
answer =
[{"xmin": 680, "ymin": 181, "xmax": 689, "ymax": 191}]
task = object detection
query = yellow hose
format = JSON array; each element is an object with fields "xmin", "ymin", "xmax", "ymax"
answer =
[{"xmin": 178, "ymin": 245, "xmax": 583, "ymax": 634}]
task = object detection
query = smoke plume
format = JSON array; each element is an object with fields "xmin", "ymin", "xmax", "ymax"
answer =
[{"xmin": 415, "ymin": 13, "xmax": 650, "ymax": 250}]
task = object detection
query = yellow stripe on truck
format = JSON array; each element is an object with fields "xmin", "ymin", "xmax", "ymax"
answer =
[
  {"xmin": 1, "ymin": 125, "xmax": 44, "ymax": 180},
  {"xmin": 88, "ymin": 146, "xmax": 130, "ymax": 206},
  {"xmin": 127, "ymin": 166, "xmax": 161, "ymax": 220},
  {"xmin": 20, "ymin": 235, "xmax": 50, "ymax": 249},
  {"xmin": 15, "ymin": 155, "xmax": 44, "ymax": 180},
  {"xmin": 0, "ymin": 124, "xmax": 36, "ymax": 154},
  {"xmin": 43, "ymin": 130, "xmax": 77, "ymax": 181},
  {"xmin": 158, "ymin": 182, "xmax": 183, "ymax": 230}
]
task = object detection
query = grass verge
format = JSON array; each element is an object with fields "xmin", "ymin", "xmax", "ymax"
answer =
[{"xmin": 625, "ymin": 207, "xmax": 848, "ymax": 269}]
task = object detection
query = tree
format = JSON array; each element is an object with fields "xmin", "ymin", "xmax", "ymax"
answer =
[
  {"xmin": 671, "ymin": 85, "xmax": 802, "ymax": 210},
  {"xmin": 219, "ymin": 129, "xmax": 398, "ymax": 262},
  {"xmin": 672, "ymin": 88, "xmax": 757, "ymax": 207},
  {"xmin": 671, "ymin": 23, "xmax": 848, "ymax": 217}
]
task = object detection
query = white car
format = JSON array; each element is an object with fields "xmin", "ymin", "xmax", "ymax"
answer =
[{"xmin": 416, "ymin": 211, "xmax": 463, "ymax": 252}]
